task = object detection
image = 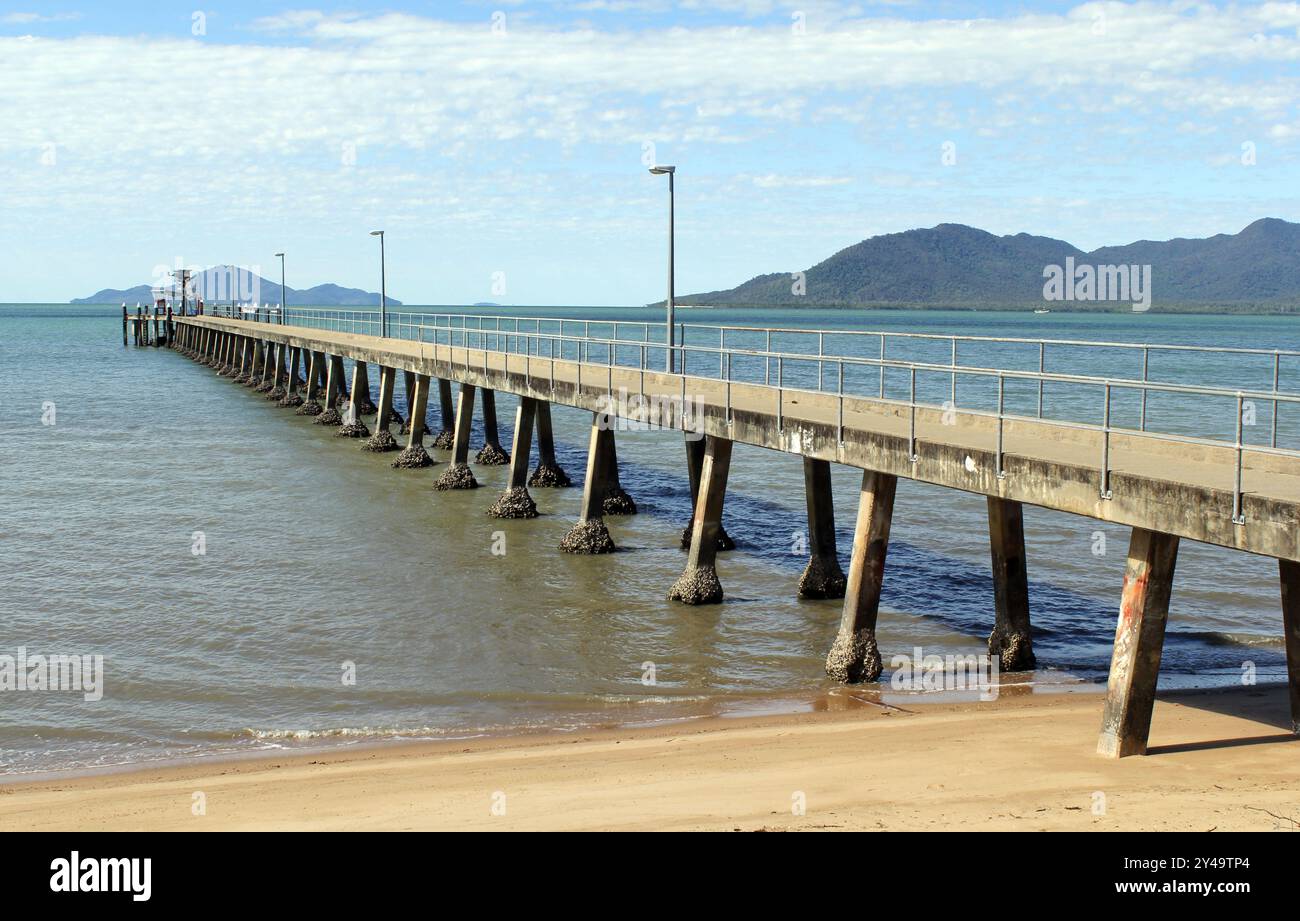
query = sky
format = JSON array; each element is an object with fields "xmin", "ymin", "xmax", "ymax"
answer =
[{"xmin": 1, "ymin": 1, "xmax": 1297, "ymax": 305}]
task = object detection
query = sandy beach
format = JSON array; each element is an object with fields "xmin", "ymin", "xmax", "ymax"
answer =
[{"xmin": 2, "ymin": 685, "xmax": 1295, "ymax": 832}]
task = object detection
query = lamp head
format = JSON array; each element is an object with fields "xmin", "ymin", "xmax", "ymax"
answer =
[
  {"xmin": 275, "ymin": 252, "xmax": 284, "ymax": 258},
  {"xmin": 648, "ymin": 165, "xmax": 676, "ymax": 175},
  {"xmin": 370, "ymin": 230, "xmax": 384, "ymax": 237}
]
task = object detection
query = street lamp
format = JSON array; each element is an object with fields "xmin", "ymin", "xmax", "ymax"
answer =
[
  {"xmin": 275, "ymin": 253, "xmax": 286, "ymax": 324},
  {"xmin": 370, "ymin": 230, "xmax": 387, "ymax": 337},
  {"xmin": 649, "ymin": 165, "xmax": 676, "ymax": 371}
]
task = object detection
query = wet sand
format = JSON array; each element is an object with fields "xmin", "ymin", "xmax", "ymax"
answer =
[{"xmin": 1, "ymin": 685, "xmax": 1295, "ymax": 831}]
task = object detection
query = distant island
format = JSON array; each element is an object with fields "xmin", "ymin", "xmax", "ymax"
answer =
[
  {"xmin": 72, "ymin": 265, "xmax": 400, "ymax": 307},
  {"xmin": 670, "ymin": 218, "xmax": 1299, "ymax": 313}
]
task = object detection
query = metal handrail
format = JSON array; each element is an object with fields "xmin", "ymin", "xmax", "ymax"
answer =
[{"xmin": 193, "ymin": 308, "xmax": 1296, "ymax": 518}]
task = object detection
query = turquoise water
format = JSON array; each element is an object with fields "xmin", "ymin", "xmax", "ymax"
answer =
[{"xmin": 0, "ymin": 304, "xmax": 1292, "ymax": 775}]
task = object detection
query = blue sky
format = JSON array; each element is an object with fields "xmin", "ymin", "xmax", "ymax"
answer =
[{"xmin": 1, "ymin": 1, "xmax": 1297, "ymax": 304}]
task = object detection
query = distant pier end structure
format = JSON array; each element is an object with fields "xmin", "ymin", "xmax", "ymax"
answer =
[{"xmin": 163, "ymin": 307, "xmax": 1300, "ymax": 758}]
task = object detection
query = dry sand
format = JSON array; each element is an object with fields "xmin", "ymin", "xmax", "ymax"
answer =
[{"xmin": 2, "ymin": 685, "xmax": 1296, "ymax": 831}]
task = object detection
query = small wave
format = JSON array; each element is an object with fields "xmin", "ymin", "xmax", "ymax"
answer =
[{"xmin": 1173, "ymin": 631, "xmax": 1284, "ymax": 649}]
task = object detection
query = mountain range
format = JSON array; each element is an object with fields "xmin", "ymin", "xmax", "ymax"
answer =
[
  {"xmin": 72, "ymin": 265, "xmax": 399, "ymax": 307},
  {"xmin": 674, "ymin": 218, "xmax": 1300, "ymax": 311}
]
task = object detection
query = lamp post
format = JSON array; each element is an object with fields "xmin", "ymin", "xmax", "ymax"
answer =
[
  {"xmin": 649, "ymin": 165, "xmax": 676, "ymax": 371},
  {"xmin": 370, "ymin": 230, "xmax": 387, "ymax": 337},
  {"xmin": 275, "ymin": 252, "xmax": 286, "ymax": 324}
]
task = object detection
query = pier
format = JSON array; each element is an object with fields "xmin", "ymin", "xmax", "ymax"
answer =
[{"xmin": 162, "ymin": 309, "xmax": 1300, "ymax": 758}]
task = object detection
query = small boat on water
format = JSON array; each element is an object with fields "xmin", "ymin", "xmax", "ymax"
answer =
[{"xmin": 1034, "ymin": 308, "xmax": 1051, "ymax": 314}]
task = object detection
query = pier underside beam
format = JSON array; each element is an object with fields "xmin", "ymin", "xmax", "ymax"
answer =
[
  {"xmin": 489, "ymin": 397, "xmax": 539, "ymax": 519},
  {"xmin": 363, "ymin": 366, "xmax": 400, "ymax": 452},
  {"xmin": 560, "ymin": 415, "xmax": 616, "ymax": 553},
  {"xmin": 434, "ymin": 383, "xmax": 479, "ymax": 489},
  {"xmin": 475, "ymin": 389, "xmax": 510, "ymax": 465},
  {"xmin": 799, "ymin": 458, "xmax": 846, "ymax": 599},
  {"xmin": 1278, "ymin": 560, "xmax": 1300, "ymax": 734},
  {"xmin": 529, "ymin": 401, "xmax": 570, "ymax": 487},
  {"xmin": 986, "ymin": 496, "xmax": 1035, "ymax": 671},
  {"xmin": 669, "ymin": 435, "xmax": 734, "ymax": 604},
  {"xmin": 825, "ymin": 470, "xmax": 898, "ymax": 683},
  {"xmin": 1097, "ymin": 527, "xmax": 1180, "ymax": 758}
]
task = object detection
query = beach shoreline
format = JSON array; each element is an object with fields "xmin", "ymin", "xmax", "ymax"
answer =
[{"xmin": 2, "ymin": 684, "xmax": 1294, "ymax": 832}]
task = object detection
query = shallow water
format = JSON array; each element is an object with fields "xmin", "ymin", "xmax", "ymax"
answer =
[{"xmin": 0, "ymin": 304, "xmax": 1291, "ymax": 774}]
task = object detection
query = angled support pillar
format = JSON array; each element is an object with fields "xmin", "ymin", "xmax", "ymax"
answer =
[
  {"xmin": 987, "ymin": 496, "xmax": 1035, "ymax": 670},
  {"xmin": 599, "ymin": 425, "xmax": 636, "ymax": 515},
  {"xmin": 296, "ymin": 351, "xmax": 325, "ymax": 415},
  {"xmin": 315, "ymin": 355, "xmax": 346, "ymax": 425},
  {"xmin": 489, "ymin": 397, "xmax": 539, "ymax": 519},
  {"xmin": 338, "ymin": 362, "xmax": 372, "ymax": 438},
  {"xmin": 431, "ymin": 378, "xmax": 456, "ymax": 449},
  {"xmin": 528, "ymin": 401, "xmax": 571, "ymax": 487},
  {"xmin": 398, "ymin": 371, "xmax": 416, "ymax": 434},
  {"xmin": 798, "ymin": 458, "xmax": 846, "ymax": 599},
  {"xmin": 278, "ymin": 347, "xmax": 305, "ymax": 406},
  {"xmin": 393, "ymin": 373, "xmax": 434, "ymax": 468},
  {"xmin": 475, "ymin": 389, "xmax": 510, "ymax": 465},
  {"xmin": 265, "ymin": 343, "xmax": 287, "ymax": 398},
  {"xmin": 681, "ymin": 434, "xmax": 734, "ymax": 550},
  {"xmin": 434, "ymin": 383, "xmax": 479, "ymax": 489},
  {"xmin": 363, "ymin": 366, "xmax": 400, "ymax": 452},
  {"xmin": 1097, "ymin": 528, "xmax": 1179, "ymax": 758},
  {"xmin": 825, "ymin": 470, "xmax": 898, "ymax": 683},
  {"xmin": 669, "ymin": 435, "xmax": 734, "ymax": 604},
  {"xmin": 559, "ymin": 415, "xmax": 615, "ymax": 552}
]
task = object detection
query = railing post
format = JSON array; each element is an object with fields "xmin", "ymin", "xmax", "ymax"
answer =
[
  {"xmin": 996, "ymin": 373, "xmax": 1006, "ymax": 479},
  {"xmin": 1234, "ymin": 392, "xmax": 1246, "ymax": 524},
  {"xmin": 1139, "ymin": 347, "xmax": 1149, "ymax": 431},
  {"xmin": 908, "ymin": 365, "xmax": 917, "ymax": 462},
  {"xmin": 1273, "ymin": 351, "xmax": 1281, "ymax": 449},
  {"xmin": 1037, "ymin": 341, "xmax": 1045, "ymax": 418},
  {"xmin": 1101, "ymin": 381, "xmax": 1113, "ymax": 499}
]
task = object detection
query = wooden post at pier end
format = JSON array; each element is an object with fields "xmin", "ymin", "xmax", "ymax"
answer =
[
  {"xmin": 528, "ymin": 401, "xmax": 571, "ymax": 487},
  {"xmin": 669, "ymin": 436, "xmax": 734, "ymax": 604},
  {"xmin": 489, "ymin": 397, "xmax": 540, "ymax": 519},
  {"xmin": 825, "ymin": 470, "xmax": 898, "ymax": 683},
  {"xmin": 475, "ymin": 389, "xmax": 510, "ymax": 465},
  {"xmin": 1097, "ymin": 528, "xmax": 1179, "ymax": 758},
  {"xmin": 682, "ymin": 434, "xmax": 734, "ymax": 550},
  {"xmin": 433, "ymin": 383, "xmax": 479, "ymax": 489},
  {"xmin": 987, "ymin": 496, "xmax": 1035, "ymax": 671},
  {"xmin": 559, "ymin": 415, "xmax": 617, "ymax": 553},
  {"xmin": 1279, "ymin": 559, "xmax": 1300, "ymax": 734},
  {"xmin": 122, "ymin": 305, "xmax": 128, "ymax": 346}
]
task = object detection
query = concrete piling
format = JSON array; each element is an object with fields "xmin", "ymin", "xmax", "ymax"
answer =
[
  {"xmin": 1280, "ymin": 560, "xmax": 1300, "ymax": 734},
  {"xmin": 599, "ymin": 428, "xmax": 636, "ymax": 515},
  {"xmin": 489, "ymin": 397, "xmax": 539, "ymax": 519},
  {"xmin": 798, "ymin": 458, "xmax": 846, "ymax": 599},
  {"xmin": 1096, "ymin": 527, "xmax": 1180, "ymax": 758},
  {"xmin": 350, "ymin": 361, "xmax": 377, "ymax": 417},
  {"xmin": 278, "ymin": 347, "xmax": 305, "ymax": 406},
  {"xmin": 296, "ymin": 351, "xmax": 325, "ymax": 415},
  {"xmin": 475, "ymin": 390, "xmax": 510, "ymax": 465},
  {"xmin": 825, "ymin": 470, "xmax": 898, "ymax": 683},
  {"xmin": 393, "ymin": 373, "xmax": 434, "ymax": 468},
  {"xmin": 433, "ymin": 383, "xmax": 479, "ymax": 489},
  {"xmin": 398, "ymin": 371, "xmax": 416, "ymax": 434},
  {"xmin": 559, "ymin": 415, "xmax": 616, "ymax": 553},
  {"xmin": 669, "ymin": 435, "xmax": 734, "ymax": 604},
  {"xmin": 266, "ymin": 343, "xmax": 288, "ymax": 400},
  {"xmin": 363, "ymin": 366, "xmax": 400, "ymax": 452},
  {"xmin": 986, "ymin": 496, "xmax": 1035, "ymax": 671},
  {"xmin": 528, "ymin": 401, "xmax": 571, "ymax": 487},
  {"xmin": 681, "ymin": 435, "xmax": 734, "ymax": 550},
  {"xmin": 431, "ymin": 378, "xmax": 456, "ymax": 449},
  {"xmin": 315, "ymin": 355, "xmax": 346, "ymax": 425},
  {"xmin": 338, "ymin": 362, "xmax": 372, "ymax": 438}
]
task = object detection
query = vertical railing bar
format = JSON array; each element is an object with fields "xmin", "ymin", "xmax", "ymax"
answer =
[
  {"xmin": 1234, "ymin": 392, "xmax": 1246, "ymax": 523},
  {"xmin": 1101, "ymin": 382, "xmax": 1113, "ymax": 499}
]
